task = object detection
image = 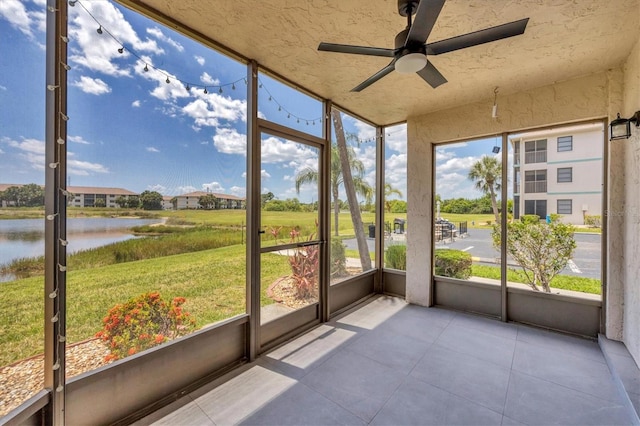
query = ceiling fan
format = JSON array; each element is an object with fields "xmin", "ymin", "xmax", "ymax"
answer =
[{"xmin": 318, "ymin": 0, "xmax": 529, "ymax": 92}]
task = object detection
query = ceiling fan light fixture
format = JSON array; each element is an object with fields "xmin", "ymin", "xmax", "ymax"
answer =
[{"xmin": 395, "ymin": 53, "xmax": 427, "ymax": 74}]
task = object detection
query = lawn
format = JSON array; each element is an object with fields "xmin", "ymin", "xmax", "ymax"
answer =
[{"xmin": 0, "ymin": 244, "xmax": 290, "ymax": 366}]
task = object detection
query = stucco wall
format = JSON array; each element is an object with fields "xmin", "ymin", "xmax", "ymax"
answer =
[
  {"xmin": 408, "ymin": 71, "xmax": 613, "ymax": 304},
  {"xmin": 620, "ymin": 38, "xmax": 640, "ymax": 364}
]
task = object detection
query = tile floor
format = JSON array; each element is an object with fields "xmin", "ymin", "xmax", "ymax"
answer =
[{"xmin": 136, "ymin": 296, "xmax": 634, "ymax": 425}]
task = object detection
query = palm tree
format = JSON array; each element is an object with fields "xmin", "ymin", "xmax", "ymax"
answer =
[
  {"xmin": 384, "ymin": 183, "xmax": 403, "ymax": 213},
  {"xmin": 295, "ymin": 144, "xmax": 373, "ymax": 236},
  {"xmin": 468, "ymin": 155, "xmax": 502, "ymax": 222}
]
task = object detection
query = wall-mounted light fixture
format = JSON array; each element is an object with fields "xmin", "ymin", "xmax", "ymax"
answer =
[{"xmin": 610, "ymin": 111, "xmax": 640, "ymax": 140}]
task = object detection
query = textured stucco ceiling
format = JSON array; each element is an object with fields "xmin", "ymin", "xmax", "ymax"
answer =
[{"xmin": 122, "ymin": 0, "xmax": 639, "ymax": 126}]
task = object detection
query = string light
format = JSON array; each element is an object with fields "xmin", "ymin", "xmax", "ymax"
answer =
[
  {"xmin": 73, "ymin": 0, "xmax": 323, "ymax": 126},
  {"xmin": 62, "ymin": 62, "xmax": 71, "ymax": 71},
  {"xmin": 60, "ymin": 112, "xmax": 69, "ymax": 121},
  {"xmin": 47, "ymin": 85, "xmax": 59, "ymax": 91},
  {"xmin": 56, "ymin": 137, "xmax": 65, "ymax": 145}
]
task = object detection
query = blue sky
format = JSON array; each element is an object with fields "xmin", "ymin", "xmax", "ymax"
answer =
[{"xmin": 0, "ymin": 0, "xmax": 499, "ymax": 204}]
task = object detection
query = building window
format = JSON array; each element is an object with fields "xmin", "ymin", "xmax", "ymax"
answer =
[
  {"xmin": 557, "ymin": 167, "xmax": 572, "ymax": 183},
  {"xmin": 557, "ymin": 135, "xmax": 573, "ymax": 152},
  {"xmin": 557, "ymin": 199, "xmax": 572, "ymax": 214},
  {"xmin": 525, "ymin": 169, "xmax": 547, "ymax": 193},
  {"xmin": 524, "ymin": 139, "xmax": 547, "ymax": 164},
  {"xmin": 524, "ymin": 199, "xmax": 547, "ymax": 218}
]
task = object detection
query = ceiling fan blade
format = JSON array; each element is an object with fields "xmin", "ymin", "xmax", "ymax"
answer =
[
  {"xmin": 405, "ymin": 0, "xmax": 446, "ymax": 45},
  {"xmin": 426, "ymin": 18, "xmax": 529, "ymax": 55},
  {"xmin": 351, "ymin": 60, "xmax": 396, "ymax": 92},
  {"xmin": 417, "ymin": 61, "xmax": 447, "ymax": 88},
  {"xmin": 318, "ymin": 42, "xmax": 395, "ymax": 57}
]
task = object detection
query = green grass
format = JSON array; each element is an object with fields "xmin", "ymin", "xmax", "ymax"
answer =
[
  {"xmin": 471, "ymin": 264, "xmax": 602, "ymax": 294},
  {"xmin": 0, "ymin": 244, "xmax": 293, "ymax": 366},
  {"xmin": 1, "ymin": 226, "xmax": 244, "ymax": 279}
]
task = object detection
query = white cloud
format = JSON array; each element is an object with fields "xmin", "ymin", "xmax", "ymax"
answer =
[
  {"xmin": 67, "ymin": 157, "xmax": 109, "ymax": 176},
  {"xmin": 146, "ymin": 147, "xmax": 160, "ymax": 153},
  {"xmin": 202, "ymin": 181, "xmax": 225, "ymax": 192},
  {"xmin": 4, "ymin": 137, "xmax": 108, "ymax": 176},
  {"xmin": 261, "ymin": 169, "xmax": 271, "ymax": 178},
  {"xmin": 213, "ymin": 127, "xmax": 246, "ymax": 155},
  {"xmin": 194, "ymin": 55, "xmax": 205, "ymax": 66},
  {"xmin": 0, "ymin": 85, "xmax": 6, "ymax": 91},
  {"xmin": 385, "ymin": 124, "xmax": 407, "ymax": 154},
  {"xmin": 437, "ymin": 155, "xmax": 480, "ymax": 174},
  {"xmin": 68, "ymin": 135, "xmax": 91, "ymax": 145},
  {"xmin": 132, "ymin": 100, "xmax": 141, "ymax": 107},
  {"xmin": 182, "ymin": 93, "xmax": 246, "ymax": 127},
  {"xmin": 146, "ymin": 27, "xmax": 184, "ymax": 52},
  {"xmin": 72, "ymin": 76, "xmax": 111, "ymax": 95},
  {"xmin": 178, "ymin": 185, "xmax": 197, "ymax": 194},
  {"xmin": 8, "ymin": 138, "xmax": 44, "ymax": 154},
  {"xmin": 68, "ymin": 1, "xmax": 163, "ymax": 76},
  {"xmin": 200, "ymin": 72, "xmax": 220, "ymax": 86},
  {"xmin": 261, "ymin": 136, "xmax": 316, "ymax": 167},
  {"xmin": 0, "ymin": 0, "xmax": 33, "ymax": 37},
  {"xmin": 0, "ymin": 148, "xmax": 4, "ymax": 154},
  {"xmin": 229, "ymin": 186, "xmax": 245, "ymax": 196},
  {"xmin": 147, "ymin": 184, "xmax": 167, "ymax": 193}
]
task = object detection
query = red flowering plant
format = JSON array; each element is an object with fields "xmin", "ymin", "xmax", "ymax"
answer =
[
  {"xmin": 96, "ymin": 292, "xmax": 196, "ymax": 361},
  {"xmin": 288, "ymin": 227, "xmax": 319, "ymax": 299}
]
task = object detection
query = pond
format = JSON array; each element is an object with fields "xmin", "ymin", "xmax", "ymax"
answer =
[{"xmin": 0, "ymin": 217, "xmax": 162, "ymax": 282}]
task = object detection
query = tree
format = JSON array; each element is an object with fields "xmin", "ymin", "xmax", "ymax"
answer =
[
  {"xmin": 261, "ymin": 191, "xmax": 274, "ymax": 207},
  {"xmin": 126, "ymin": 195, "xmax": 140, "ymax": 209},
  {"xmin": 384, "ymin": 183, "xmax": 403, "ymax": 213},
  {"xmin": 94, "ymin": 198, "xmax": 106, "ymax": 208},
  {"xmin": 198, "ymin": 193, "xmax": 218, "ymax": 210},
  {"xmin": 139, "ymin": 191, "xmax": 163, "ymax": 210},
  {"xmin": 295, "ymin": 143, "xmax": 373, "ymax": 236},
  {"xmin": 0, "ymin": 184, "xmax": 44, "ymax": 207},
  {"xmin": 115, "ymin": 195, "xmax": 128, "ymax": 208},
  {"xmin": 468, "ymin": 156, "xmax": 501, "ymax": 222},
  {"xmin": 170, "ymin": 196, "xmax": 178, "ymax": 210},
  {"xmin": 492, "ymin": 216, "xmax": 577, "ymax": 292}
]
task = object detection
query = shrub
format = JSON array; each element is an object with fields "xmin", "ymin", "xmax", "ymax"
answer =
[
  {"xmin": 520, "ymin": 214, "xmax": 540, "ymax": 224},
  {"xmin": 434, "ymin": 249, "xmax": 472, "ymax": 279},
  {"xmin": 585, "ymin": 215, "xmax": 601, "ymax": 228},
  {"xmin": 96, "ymin": 292, "xmax": 196, "ymax": 361},
  {"xmin": 330, "ymin": 238, "xmax": 348, "ymax": 277},
  {"xmin": 385, "ymin": 244, "xmax": 406, "ymax": 270},
  {"xmin": 492, "ymin": 218, "xmax": 576, "ymax": 292}
]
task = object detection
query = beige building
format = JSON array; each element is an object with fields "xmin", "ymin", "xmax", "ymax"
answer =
[
  {"xmin": 511, "ymin": 123, "xmax": 604, "ymax": 224},
  {"xmin": 66, "ymin": 186, "xmax": 138, "ymax": 208},
  {"xmin": 172, "ymin": 191, "xmax": 245, "ymax": 210}
]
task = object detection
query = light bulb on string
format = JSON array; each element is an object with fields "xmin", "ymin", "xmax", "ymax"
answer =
[
  {"xmin": 203, "ymin": 87, "xmax": 208, "ymax": 94},
  {"xmin": 268, "ymin": 96, "xmax": 272, "ymax": 101},
  {"xmin": 97, "ymin": 26, "xmax": 103, "ymax": 34},
  {"xmin": 185, "ymin": 83, "xmax": 191, "ymax": 91},
  {"xmin": 118, "ymin": 47, "xmax": 124, "ymax": 54},
  {"xmin": 259, "ymin": 83, "xmax": 263, "ymax": 88},
  {"xmin": 60, "ymin": 36, "xmax": 69, "ymax": 43},
  {"xmin": 278, "ymin": 106, "xmax": 281, "ymax": 111},
  {"xmin": 62, "ymin": 63, "xmax": 71, "ymax": 71},
  {"xmin": 69, "ymin": 0, "xmax": 77, "ymax": 6},
  {"xmin": 219, "ymin": 87, "xmax": 223, "ymax": 94},
  {"xmin": 287, "ymin": 113, "xmax": 290, "ymax": 119},
  {"xmin": 232, "ymin": 83, "xmax": 236, "ymax": 90},
  {"xmin": 143, "ymin": 64, "xmax": 149, "ymax": 72},
  {"xmin": 165, "ymin": 76, "xmax": 170, "ymax": 84}
]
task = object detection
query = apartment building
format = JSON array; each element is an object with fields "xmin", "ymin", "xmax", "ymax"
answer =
[
  {"xmin": 511, "ymin": 123, "xmax": 603, "ymax": 224},
  {"xmin": 172, "ymin": 191, "xmax": 245, "ymax": 210}
]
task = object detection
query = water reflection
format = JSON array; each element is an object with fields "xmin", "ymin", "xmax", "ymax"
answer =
[{"xmin": 0, "ymin": 217, "xmax": 161, "ymax": 281}]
